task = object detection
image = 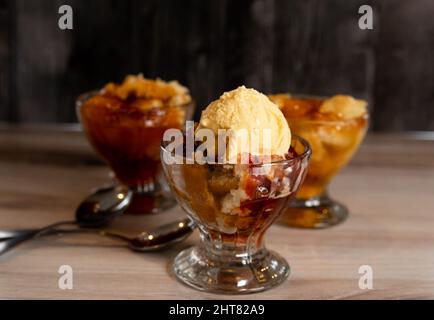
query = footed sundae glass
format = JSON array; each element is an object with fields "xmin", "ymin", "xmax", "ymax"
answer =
[
  {"xmin": 161, "ymin": 135, "xmax": 311, "ymax": 294},
  {"xmin": 77, "ymin": 91, "xmax": 194, "ymax": 215},
  {"xmin": 270, "ymin": 94, "xmax": 368, "ymax": 228}
]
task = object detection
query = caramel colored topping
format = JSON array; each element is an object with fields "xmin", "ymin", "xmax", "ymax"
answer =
[{"xmin": 269, "ymin": 94, "xmax": 367, "ymax": 121}]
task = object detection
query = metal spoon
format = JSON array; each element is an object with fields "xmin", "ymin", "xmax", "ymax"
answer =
[
  {"xmin": 0, "ymin": 185, "xmax": 132, "ymax": 255},
  {"xmin": 68, "ymin": 217, "xmax": 195, "ymax": 252},
  {"xmin": 0, "ymin": 218, "xmax": 195, "ymax": 254}
]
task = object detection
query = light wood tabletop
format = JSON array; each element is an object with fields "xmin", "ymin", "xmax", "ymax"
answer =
[{"xmin": 0, "ymin": 126, "xmax": 434, "ymax": 300}]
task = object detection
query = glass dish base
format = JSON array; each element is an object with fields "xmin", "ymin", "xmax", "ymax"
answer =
[
  {"xmin": 279, "ymin": 192, "xmax": 348, "ymax": 229},
  {"xmin": 173, "ymin": 245, "xmax": 290, "ymax": 294},
  {"xmin": 124, "ymin": 186, "xmax": 176, "ymax": 215}
]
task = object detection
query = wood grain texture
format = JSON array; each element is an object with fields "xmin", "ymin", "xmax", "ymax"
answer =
[
  {"xmin": 0, "ymin": 127, "xmax": 433, "ymax": 299},
  {"xmin": 1, "ymin": 0, "xmax": 434, "ymax": 130}
]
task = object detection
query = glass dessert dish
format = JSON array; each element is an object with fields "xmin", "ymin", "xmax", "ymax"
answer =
[
  {"xmin": 269, "ymin": 94, "xmax": 369, "ymax": 228},
  {"xmin": 161, "ymin": 135, "xmax": 310, "ymax": 294},
  {"xmin": 77, "ymin": 75, "xmax": 194, "ymax": 215}
]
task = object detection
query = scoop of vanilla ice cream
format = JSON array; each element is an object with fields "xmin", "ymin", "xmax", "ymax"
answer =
[{"xmin": 197, "ymin": 86, "xmax": 291, "ymax": 163}]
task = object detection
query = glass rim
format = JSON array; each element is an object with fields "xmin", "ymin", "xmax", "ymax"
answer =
[
  {"xmin": 160, "ymin": 133, "xmax": 311, "ymax": 166},
  {"xmin": 271, "ymin": 93, "xmax": 370, "ymax": 125}
]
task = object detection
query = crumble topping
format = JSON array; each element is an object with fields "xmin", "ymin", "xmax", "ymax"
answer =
[{"xmin": 103, "ymin": 74, "xmax": 192, "ymax": 107}]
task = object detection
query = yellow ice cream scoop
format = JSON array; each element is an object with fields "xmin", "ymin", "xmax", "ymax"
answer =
[{"xmin": 197, "ymin": 86, "xmax": 291, "ymax": 162}]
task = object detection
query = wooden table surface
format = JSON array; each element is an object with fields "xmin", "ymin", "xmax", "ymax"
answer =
[{"xmin": 0, "ymin": 125, "xmax": 434, "ymax": 300}]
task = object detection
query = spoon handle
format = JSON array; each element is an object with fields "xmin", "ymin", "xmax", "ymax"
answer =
[
  {"xmin": 0, "ymin": 231, "xmax": 39, "ymax": 255},
  {"xmin": 0, "ymin": 229, "xmax": 35, "ymax": 240},
  {"xmin": 0, "ymin": 221, "xmax": 76, "ymax": 256},
  {"xmin": 0, "ymin": 227, "xmax": 133, "ymax": 256}
]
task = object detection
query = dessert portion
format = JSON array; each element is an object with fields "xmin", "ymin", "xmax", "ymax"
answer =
[
  {"xmin": 165, "ymin": 87, "xmax": 308, "ymax": 243},
  {"xmin": 269, "ymin": 94, "xmax": 368, "ymax": 199},
  {"xmin": 162, "ymin": 87, "xmax": 310, "ymax": 293},
  {"xmin": 79, "ymin": 74, "xmax": 192, "ymax": 187}
]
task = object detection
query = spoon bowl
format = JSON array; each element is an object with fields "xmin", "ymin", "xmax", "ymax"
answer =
[
  {"xmin": 75, "ymin": 185, "xmax": 132, "ymax": 227},
  {"xmin": 128, "ymin": 218, "xmax": 195, "ymax": 251}
]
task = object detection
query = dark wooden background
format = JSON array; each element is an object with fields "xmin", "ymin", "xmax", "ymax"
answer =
[{"xmin": 0, "ymin": 0, "xmax": 433, "ymax": 131}]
